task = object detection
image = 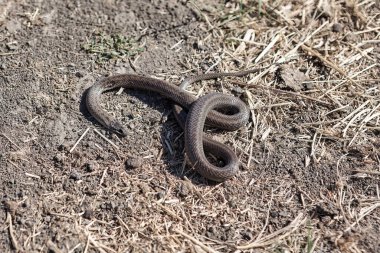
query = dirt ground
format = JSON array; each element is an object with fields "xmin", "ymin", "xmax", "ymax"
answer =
[{"xmin": 1, "ymin": 0, "xmax": 379, "ymax": 252}]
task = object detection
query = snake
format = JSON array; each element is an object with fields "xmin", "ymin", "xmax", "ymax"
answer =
[{"xmin": 86, "ymin": 69, "xmax": 260, "ymax": 182}]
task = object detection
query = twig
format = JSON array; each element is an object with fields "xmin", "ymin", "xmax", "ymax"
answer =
[
  {"xmin": 68, "ymin": 243, "xmax": 82, "ymax": 253},
  {"xmin": 351, "ymin": 170, "xmax": 380, "ymax": 176},
  {"xmin": 25, "ymin": 172, "xmax": 41, "ymax": 179},
  {"xmin": 116, "ymin": 215, "xmax": 131, "ymax": 233},
  {"xmin": 279, "ymin": 20, "xmax": 328, "ymax": 63},
  {"xmin": 70, "ymin": 127, "xmax": 90, "ymax": 153},
  {"xmin": 300, "ymin": 44, "xmax": 360, "ymax": 88},
  {"xmin": 87, "ymin": 233, "xmax": 116, "ymax": 253},
  {"xmin": 188, "ymin": 1, "xmax": 214, "ymax": 30},
  {"xmin": 254, "ymin": 190, "xmax": 274, "ymax": 241},
  {"xmin": 83, "ymin": 236, "xmax": 90, "ymax": 253},
  {"xmin": 236, "ymin": 213, "xmax": 306, "ymax": 249},
  {"xmin": 0, "ymin": 52, "xmax": 20, "ymax": 56},
  {"xmin": 99, "ymin": 168, "xmax": 107, "ymax": 186},
  {"xmin": 303, "ymin": 78, "xmax": 380, "ymax": 84},
  {"xmin": 156, "ymin": 203, "xmax": 183, "ymax": 221},
  {"xmin": 174, "ymin": 229, "xmax": 219, "ymax": 253},
  {"xmin": 297, "ymin": 186, "xmax": 314, "ymax": 202},
  {"xmin": 319, "ymin": 63, "xmax": 377, "ymax": 98},
  {"xmin": 246, "ymin": 139, "xmax": 254, "ymax": 170},
  {"xmin": 300, "ymin": 119, "xmax": 341, "ymax": 126},
  {"xmin": 232, "ymin": 80, "xmax": 330, "ymax": 106},
  {"xmin": 308, "ymin": 235, "xmax": 321, "ymax": 253},
  {"xmin": 47, "ymin": 240, "xmax": 64, "ymax": 253},
  {"xmin": 344, "ymin": 201, "xmax": 380, "ymax": 232},
  {"xmin": 255, "ymin": 33, "xmax": 280, "ymax": 63},
  {"xmin": 7, "ymin": 212, "xmax": 20, "ymax": 251},
  {"xmin": 93, "ymin": 128, "xmax": 119, "ymax": 150},
  {"xmin": 1, "ymin": 133, "xmax": 21, "ymax": 150}
]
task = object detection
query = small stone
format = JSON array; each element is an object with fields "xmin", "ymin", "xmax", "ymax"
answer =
[
  {"xmin": 321, "ymin": 216, "xmax": 331, "ymax": 224},
  {"xmin": 16, "ymin": 191, "xmax": 24, "ymax": 198},
  {"xmin": 58, "ymin": 142, "xmax": 71, "ymax": 152},
  {"xmin": 161, "ymin": 114, "xmax": 168, "ymax": 123},
  {"xmin": 85, "ymin": 141, "xmax": 96, "ymax": 149},
  {"xmin": 178, "ymin": 181, "xmax": 191, "ymax": 197},
  {"xmin": 228, "ymin": 198, "xmax": 237, "ymax": 208},
  {"xmin": 5, "ymin": 19, "xmax": 21, "ymax": 34},
  {"xmin": 344, "ymin": 33, "xmax": 359, "ymax": 42},
  {"xmin": 36, "ymin": 104, "xmax": 48, "ymax": 115},
  {"xmin": 304, "ymin": 82, "xmax": 314, "ymax": 90},
  {"xmin": 53, "ymin": 153, "xmax": 65, "ymax": 163},
  {"xmin": 27, "ymin": 39, "xmax": 37, "ymax": 47},
  {"xmin": 115, "ymin": 11, "xmax": 136, "ymax": 24},
  {"xmin": 97, "ymin": 152, "xmax": 109, "ymax": 160},
  {"xmin": 22, "ymin": 199, "xmax": 30, "ymax": 208},
  {"xmin": 75, "ymin": 71, "xmax": 84, "ymax": 78},
  {"xmin": 3, "ymin": 200, "xmax": 18, "ymax": 216},
  {"xmin": 85, "ymin": 190, "xmax": 97, "ymax": 196},
  {"xmin": 138, "ymin": 183, "xmax": 150, "ymax": 194},
  {"xmin": 206, "ymin": 226, "xmax": 217, "ymax": 238},
  {"xmin": 69, "ymin": 171, "xmax": 81, "ymax": 181},
  {"xmin": 270, "ymin": 211, "xmax": 279, "ymax": 218},
  {"xmin": 232, "ymin": 86, "xmax": 244, "ymax": 94},
  {"xmin": 40, "ymin": 10, "xmax": 56, "ymax": 24},
  {"xmin": 44, "ymin": 215, "xmax": 51, "ymax": 222},
  {"xmin": 241, "ymin": 230, "xmax": 253, "ymax": 240},
  {"xmin": 194, "ymin": 40, "xmax": 207, "ymax": 50},
  {"xmin": 17, "ymin": 217, "xmax": 26, "ymax": 225},
  {"xmin": 83, "ymin": 209, "xmax": 93, "ymax": 219},
  {"xmin": 85, "ymin": 161, "xmax": 99, "ymax": 172},
  {"xmin": 156, "ymin": 191, "xmax": 165, "ymax": 200},
  {"xmin": 121, "ymin": 109, "xmax": 133, "ymax": 118},
  {"xmin": 6, "ymin": 42, "xmax": 19, "ymax": 51},
  {"xmin": 24, "ymin": 220, "xmax": 34, "ymax": 228},
  {"xmin": 332, "ymin": 23, "xmax": 343, "ymax": 32},
  {"xmin": 125, "ymin": 157, "xmax": 143, "ymax": 169},
  {"xmin": 279, "ymin": 211, "xmax": 291, "ymax": 217}
]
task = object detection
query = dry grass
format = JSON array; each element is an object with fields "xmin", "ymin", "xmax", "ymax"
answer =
[
  {"xmin": 135, "ymin": 0, "xmax": 380, "ymax": 252},
  {"xmin": 77, "ymin": 1, "xmax": 378, "ymax": 251}
]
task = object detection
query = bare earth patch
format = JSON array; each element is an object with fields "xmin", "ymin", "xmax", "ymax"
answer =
[{"xmin": 0, "ymin": 0, "xmax": 379, "ymax": 252}]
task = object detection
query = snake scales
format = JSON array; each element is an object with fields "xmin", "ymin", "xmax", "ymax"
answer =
[{"xmin": 86, "ymin": 69, "xmax": 259, "ymax": 182}]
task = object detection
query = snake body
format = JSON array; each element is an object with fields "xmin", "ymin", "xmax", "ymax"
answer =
[{"xmin": 86, "ymin": 70, "xmax": 259, "ymax": 181}]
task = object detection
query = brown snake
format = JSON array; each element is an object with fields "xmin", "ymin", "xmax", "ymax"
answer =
[{"xmin": 86, "ymin": 69, "xmax": 260, "ymax": 182}]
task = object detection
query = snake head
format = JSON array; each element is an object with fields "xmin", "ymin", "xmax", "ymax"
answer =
[{"xmin": 109, "ymin": 120, "xmax": 128, "ymax": 137}]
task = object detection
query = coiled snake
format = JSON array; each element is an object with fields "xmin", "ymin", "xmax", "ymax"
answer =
[{"xmin": 86, "ymin": 69, "xmax": 259, "ymax": 182}]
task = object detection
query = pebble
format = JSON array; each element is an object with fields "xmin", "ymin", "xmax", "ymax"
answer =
[
  {"xmin": 3, "ymin": 200, "xmax": 18, "ymax": 215},
  {"xmin": 344, "ymin": 33, "xmax": 359, "ymax": 42},
  {"xmin": 178, "ymin": 181, "xmax": 191, "ymax": 197},
  {"xmin": 53, "ymin": 153, "xmax": 65, "ymax": 164},
  {"xmin": 75, "ymin": 71, "xmax": 84, "ymax": 78},
  {"xmin": 332, "ymin": 23, "xmax": 343, "ymax": 32},
  {"xmin": 125, "ymin": 157, "xmax": 143, "ymax": 169},
  {"xmin": 232, "ymin": 86, "xmax": 244, "ymax": 94},
  {"xmin": 69, "ymin": 170, "xmax": 82, "ymax": 181},
  {"xmin": 5, "ymin": 19, "xmax": 21, "ymax": 34},
  {"xmin": 156, "ymin": 191, "xmax": 165, "ymax": 200},
  {"xmin": 85, "ymin": 161, "xmax": 99, "ymax": 172},
  {"xmin": 83, "ymin": 209, "xmax": 93, "ymax": 219}
]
